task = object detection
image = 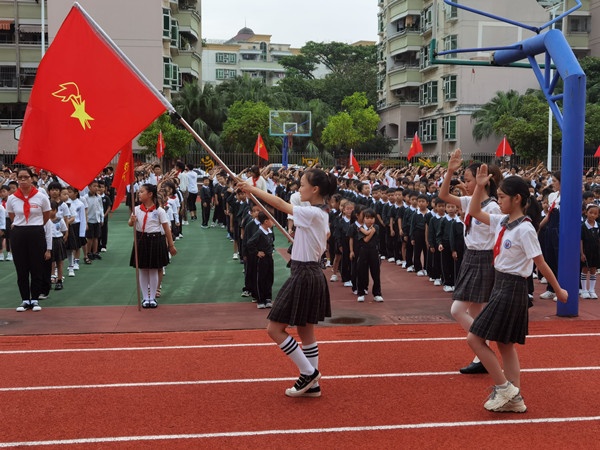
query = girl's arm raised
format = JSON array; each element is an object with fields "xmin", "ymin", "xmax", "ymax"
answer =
[
  {"xmin": 469, "ymin": 164, "xmax": 492, "ymax": 226},
  {"xmin": 438, "ymin": 149, "xmax": 463, "ymax": 208},
  {"xmin": 237, "ymin": 183, "xmax": 293, "ymax": 216}
]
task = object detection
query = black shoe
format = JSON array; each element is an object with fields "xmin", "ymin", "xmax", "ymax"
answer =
[
  {"xmin": 54, "ymin": 281, "xmax": 63, "ymax": 291},
  {"xmin": 93, "ymin": 253, "xmax": 102, "ymax": 260},
  {"xmin": 459, "ymin": 361, "xmax": 488, "ymax": 374},
  {"xmin": 285, "ymin": 369, "xmax": 321, "ymax": 397}
]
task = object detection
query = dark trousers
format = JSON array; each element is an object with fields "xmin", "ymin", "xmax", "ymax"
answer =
[
  {"xmin": 403, "ymin": 235, "xmax": 413, "ymax": 267},
  {"xmin": 100, "ymin": 218, "xmax": 109, "ymax": 250},
  {"xmin": 10, "ymin": 226, "xmax": 46, "ymax": 301},
  {"xmin": 244, "ymin": 254, "xmax": 257, "ymax": 297},
  {"xmin": 255, "ymin": 255, "xmax": 274, "ymax": 304},
  {"xmin": 187, "ymin": 192, "xmax": 198, "ymax": 213},
  {"xmin": 440, "ymin": 243, "xmax": 455, "ymax": 286},
  {"xmin": 428, "ymin": 247, "xmax": 441, "ymax": 280},
  {"xmin": 201, "ymin": 203, "xmax": 211, "ymax": 226},
  {"xmin": 378, "ymin": 223, "xmax": 387, "ymax": 258},
  {"xmin": 357, "ymin": 246, "xmax": 381, "ymax": 296},
  {"xmin": 340, "ymin": 242, "xmax": 351, "ymax": 282},
  {"xmin": 412, "ymin": 230, "xmax": 426, "ymax": 271}
]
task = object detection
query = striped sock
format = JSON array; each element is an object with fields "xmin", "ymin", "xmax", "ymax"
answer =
[
  {"xmin": 581, "ymin": 272, "xmax": 588, "ymax": 292},
  {"xmin": 279, "ymin": 336, "xmax": 314, "ymax": 376},
  {"xmin": 302, "ymin": 342, "xmax": 319, "ymax": 387},
  {"xmin": 590, "ymin": 274, "xmax": 596, "ymax": 292}
]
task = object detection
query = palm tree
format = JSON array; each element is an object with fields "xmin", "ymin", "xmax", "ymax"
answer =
[{"xmin": 471, "ymin": 90, "xmax": 524, "ymax": 142}]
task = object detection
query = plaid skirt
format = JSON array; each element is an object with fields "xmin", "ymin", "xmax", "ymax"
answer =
[
  {"xmin": 268, "ymin": 260, "xmax": 331, "ymax": 327},
  {"xmin": 51, "ymin": 237, "xmax": 67, "ymax": 262},
  {"xmin": 470, "ymin": 271, "xmax": 529, "ymax": 345},
  {"xmin": 129, "ymin": 232, "xmax": 170, "ymax": 269},
  {"xmin": 452, "ymin": 249, "xmax": 495, "ymax": 304}
]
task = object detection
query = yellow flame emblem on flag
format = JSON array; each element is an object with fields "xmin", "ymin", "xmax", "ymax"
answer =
[
  {"xmin": 52, "ymin": 82, "xmax": 94, "ymax": 130},
  {"xmin": 122, "ymin": 162, "xmax": 130, "ymax": 183}
]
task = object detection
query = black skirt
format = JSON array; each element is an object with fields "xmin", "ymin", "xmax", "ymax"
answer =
[
  {"xmin": 130, "ymin": 231, "xmax": 170, "ymax": 269},
  {"xmin": 470, "ymin": 270, "xmax": 529, "ymax": 344},
  {"xmin": 51, "ymin": 237, "xmax": 68, "ymax": 262},
  {"xmin": 268, "ymin": 260, "xmax": 331, "ymax": 327},
  {"xmin": 452, "ymin": 249, "xmax": 495, "ymax": 304},
  {"xmin": 65, "ymin": 223, "xmax": 80, "ymax": 250}
]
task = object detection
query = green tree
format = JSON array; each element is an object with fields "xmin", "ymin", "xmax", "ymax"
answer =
[
  {"xmin": 321, "ymin": 112, "xmax": 360, "ymax": 150},
  {"xmin": 138, "ymin": 113, "xmax": 194, "ymax": 159},
  {"xmin": 322, "ymin": 93, "xmax": 379, "ymax": 151},
  {"xmin": 471, "ymin": 90, "xmax": 524, "ymax": 142},
  {"xmin": 220, "ymin": 100, "xmax": 273, "ymax": 152},
  {"xmin": 579, "ymin": 56, "xmax": 600, "ymax": 104}
]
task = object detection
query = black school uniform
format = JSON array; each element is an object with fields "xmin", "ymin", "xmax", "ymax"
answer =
[
  {"xmin": 199, "ymin": 185, "xmax": 213, "ymax": 227},
  {"xmin": 581, "ymin": 221, "xmax": 600, "ymax": 268},
  {"xmin": 349, "ymin": 221, "xmax": 364, "ymax": 292},
  {"xmin": 409, "ymin": 210, "xmax": 427, "ymax": 272},
  {"xmin": 243, "ymin": 218, "xmax": 260, "ymax": 297},
  {"xmin": 402, "ymin": 206, "xmax": 416, "ymax": 267},
  {"xmin": 357, "ymin": 224, "xmax": 382, "ymax": 297},
  {"xmin": 336, "ymin": 216, "xmax": 352, "ymax": 283},
  {"xmin": 246, "ymin": 227, "xmax": 275, "ymax": 305},
  {"xmin": 437, "ymin": 216, "xmax": 456, "ymax": 287},
  {"xmin": 427, "ymin": 213, "xmax": 443, "ymax": 280}
]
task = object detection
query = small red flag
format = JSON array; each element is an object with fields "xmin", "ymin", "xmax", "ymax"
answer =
[
  {"xmin": 254, "ymin": 133, "xmax": 268, "ymax": 160},
  {"xmin": 156, "ymin": 130, "xmax": 165, "ymax": 159},
  {"xmin": 594, "ymin": 145, "xmax": 600, "ymax": 158},
  {"xmin": 407, "ymin": 132, "xmax": 423, "ymax": 160},
  {"xmin": 111, "ymin": 141, "xmax": 134, "ymax": 212},
  {"xmin": 16, "ymin": 6, "xmax": 166, "ymax": 190},
  {"xmin": 349, "ymin": 148, "xmax": 360, "ymax": 172},
  {"xmin": 495, "ymin": 135, "xmax": 514, "ymax": 157}
]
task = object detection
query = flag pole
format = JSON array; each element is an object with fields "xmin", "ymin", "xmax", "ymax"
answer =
[
  {"xmin": 74, "ymin": 3, "xmax": 291, "ymax": 242},
  {"xmin": 129, "ymin": 179, "xmax": 142, "ymax": 311}
]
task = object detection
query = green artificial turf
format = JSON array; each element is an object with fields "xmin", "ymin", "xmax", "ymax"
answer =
[{"xmin": 0, "ymin": 208, "xmax": 290, "ymax": 309}]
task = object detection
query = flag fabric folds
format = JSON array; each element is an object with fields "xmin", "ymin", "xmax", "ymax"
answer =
[
  {"xmin": 254, "ymin": 134, "xmax": 268, "ymax": 160},
  {"xmin": 495, "ymin": 135, "xmax": 514, "ymax": 157},
  {"xmin": 156, "ymin": 130, "xmax": 165, "ymax": 159},
  {"xmin": 349, "ymin": 148, "xmax": 360, "ymax": 172},
  {"xmin": 407, "ymin": 132, "xmax": 423, "ymax": 160},
  {"xmin": 111, "ymin": 141, "xmax": 134, "ymax": 212},
  {"xmin": 16, "ymin": 6, "xmax": 166, "ymax": 190}
]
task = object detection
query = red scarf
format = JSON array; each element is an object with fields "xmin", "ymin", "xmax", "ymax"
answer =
[
  {"xmin": 14, "ymin": 187, "xmax": 38, "ymax": 223},
  {"xmin": 492, "ymin": 225, "xmax": 506, "ymax": 263},
  {"xmin": 252, "ymin": 177, "xmax": 258, "ymax": 187},
  {"xmin": 140, "ymin": 203, "xmax": 156, "ymax": 232}
]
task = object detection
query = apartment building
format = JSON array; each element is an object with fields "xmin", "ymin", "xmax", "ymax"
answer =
[
  {"xmin": 202, "ymin": 27, "xmax": 300, "ymax": 87},
  {"xmin": 377, "ymin": 0, "xmax": 595, "ymax": 160},
  {"xmin": 0, "ymin": 0, "xmax": 201, "ymax": 156}
]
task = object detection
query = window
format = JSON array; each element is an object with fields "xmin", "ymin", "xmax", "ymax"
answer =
[
  {"xmin": 216, "ymin": 69, "xmax": 237, "ymax": 80},
  {"xmin": 446, "ymin": 1, "xmax": 458, "ymax": 20},
  {"xmin": 419, "ymin": 81, "xmax": 438, "ymax": 106},
  {"xmin": 20, "ymin": 67, "xmax": 37, "ymax": 87},
  {"xmin": 419, "ymin": 45, "xmax": 431, "ymax": 70},
  {"xmin": 162, "ymin": 8, "xmax": 171, "ymax": 38},
  {"xmin": 421, "ymin": 6, "xmax": 433, "ymax": 33},
  {"xmin": 419, "ymin": 119, "xmax": 437, "ymax": 142},
  {"xmin": 171, "ymin": 18, "xmax": 179, "ymax": 48},
  {"xmin": 568, "ymin": 16, "xmax": 590, "ymax": 33},
  {"xmin": 443, "ymin": 35, "xmax": 457, "ymax": 59},
  {"xmin": 443, "ymin": 75, "xmax": 457, "ymax": 101},
  {"xmin": 163, "ymin": 58, "xmax": 179, "ymax": 89},
  {"xmin": 0, "ymin": 66, "xmax": 16, "ymax": 88},
  {"xmin": 0, "ymin": 26, "xmax": 14, "ymax": 44},
  {"xmin": 443, "ymin": 116, "xmax": 457, "ymax": 141},
  {"xmin": 216, "ymin": 53, "xmax": 237, "ymax": 64}
]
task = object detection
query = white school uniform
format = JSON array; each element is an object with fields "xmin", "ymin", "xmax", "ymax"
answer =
[
  {"xmin": 460, "ymin": 196, "xmax": 501, "ymax": 250},
  {"xmin": 290, "ymin": 205, "xmax": 329, "ymax": 263}
]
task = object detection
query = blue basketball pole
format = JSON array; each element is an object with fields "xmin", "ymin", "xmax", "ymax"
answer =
[{"xmin": 494, "ymin": 30, "xmax": 584, "ymax": 316}]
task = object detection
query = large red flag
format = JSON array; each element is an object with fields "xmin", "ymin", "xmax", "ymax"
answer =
[
  {"xmin": 111, "ymin": 141, "xmax": 134, "ymax": 212},
  {"xmin": 254, "ymin": 133, "xmax": 268, "ymax": 160},
  {"xmin": 495, "ymin": 135, "xmax": 514, "ymax": 157},
  {"xmin": 156, "ymin": 130, "xmax": 165, "ymax": 159},
  {"xmin": 407, "ymin": 132, "xmax": 423, "ymax": 160},
  {"xmin": 16, "ymin": 6, "xmax": 166, "ymax": 190},
  {"xmin": 349, "ymin": 148, "xmax": 360, "ymax": 172}
]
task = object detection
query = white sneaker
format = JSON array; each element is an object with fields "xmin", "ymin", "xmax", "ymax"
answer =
[
  {"xmin": 73, "ymin": 262, "xmax": 80, "ymax": 270},
  {"xmin": 357, "ymin": 296, "xmax": 365, "ymax": 302},
  {"xmin": 387, "ymin": 257, "xmax": 395, "ymax": 263},
  {"xmin": 16, "ymin": 301, "xmax": 31, "ymax": 312},
  {"xmin": 396, "ymin": 260, "xmax": 403, "ymax": 266},
  {"xmin": 484, "ymin": 382, "xmax": 520, "ymax": 411},
  {"xmin": 590, "ymin": 292, "xmax": 598, "ymax": 299},
  {"xmin": 406, "ymin": 266, "xmax": 415, "ymax": 272},
  {"xmin": 443, "ymin": 285, "xmax": 454, "ymax": 292},
  {"xmin": 0, "ymin": 254, "xmax": 4, "ymax": 261},
  {"xmin": 100, "ymin": 248, "xmax": 107, "ymax": 252},
  {"xmin": 182, "ymin": 220, "xmax": 189, "ymax": 225},
  {"xmin": 416, "ymin": 270, "xmax": 426, "ymax": 276},
  {"xmin": 401, "ymin": 261, "xmax": 407, "ymax": 268},
  {"xmin": 343, "ymin": 281, "xmax": 353, "ymax": 287},
  {"xmin": 429, "ymin": 277, "xmax": 435, "ymax": 282},
  {"xmin": 540, "ymin": 277, "xmax": 548, "ymax": 284},
  {"xmin": 232, "ymin": 253, "xmax": 239, "ymax": 260},
  {"xmin": 539, "ymin": 290, "xmax": 555, "ymax": 299},
  {"xmin": 380, "ymin": 255, "xmax": 386, "ymax": 260},
  {"xmin": 330, "ymin": 274, "xmax": 338, "ymax": 282},
  {"xmin": 68, "ymin": 268, "xmax": 75, "ymax": 277},
  {"xmin": 374, "ymin": 296, "xmax": 384, "ymax": 302},
  {"xmin": 325, "ymin": 260, "xmax": 332, "ymax": 267},
  {"xmin": 31, "ymin": 301, "xmax": 42, "ymax": 312},
  {"xmin": 532, "ymin": 272, "xmax": 538, "ymax": 279},
  {"xmin": 5, "ymin": 252, "xmax": 12, "ymax": 261},
  {"xmin": 581, "ymin": 291, "xmax": 591, "ymax": 299},
  {"xmin": 433, "ymin": 279, "xmax": 442, "ymax": 286}
]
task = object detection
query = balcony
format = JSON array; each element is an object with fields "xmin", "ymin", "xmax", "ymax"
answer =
[
  {"xmin": 176, "ymin": 9, "xmax": 200, "ymax": 40},
  {"xmin": 388, "ymin": 67, "xmax": 421, "ymax": 91},
  {"xmin": 239, "ymin": 60, "xmax": 284, "ymax": 72},
  {"xmin": 388, "ymin": 0, "xmax": 423, "ymax": 21},
  {"xmin": 388, "ymin": 32, "xmax": 422, "ymax": 55},
  {"xmin": 174, "ymin": 51, "xmax": 201, "ymax": 78}
]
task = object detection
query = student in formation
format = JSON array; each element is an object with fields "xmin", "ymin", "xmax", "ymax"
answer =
[
  {"xmin": 439, "ymin": 149, "xmax": 502, "ymax": 375},
  {"xmin": 65, "ymin": 186, "xmax": 86, "ymax": 276},
  {"xmin": 580, "ymin": 203, "xmax": 600, "ymax": 299},
  {"xmin": 48, "ymin": 200, "xmax": 68, "ymax": 291},
  {"xmin": 328, "ymin": 194, "xmax": 342, "ymax": 282},
  {"xmin": 427, "ymin": 197, "xmax": 445, "ymax": 286},
  {"xmin": 409, "ymin": 194, "xmax": 430, "ymax": 277},
  {"xmin": 401, "ymin": 190, "xmax": 417, "ymax": 271},
  {"xmin": 98, "ymin": 181, "xmax": 112, "ymax": 252},
  {"xmin": 199, "ymin": 176, "xmax": 213, "ymax": 229},
  {"xmin": 246, "ymin": 211, "xmax": 275, "ymax": 309},
  {"xmin": 128, "ymin": 183, "xmax": 177, "ymax": 308},
  {"xmin": 242, "ymin": 204, "xmax": 261, "ymax": 300},
  {"xmin": 466, "ymin": 165, "xmax": 567, "ymax": 413},
  {"xmin": 349, "ymin": 204, "xmax": 367, "ymax": 295},
  {"xmin": 336, "ymin": 200, "xmax": 354, "ymax": 287},
  {"xmin": 237, "ymin": 168, "xmax": 335, "ymax": 398},
  {"xmin": 356, "ymin": 208, "xmax": 384, "ymax": 303},
  {"xmin": 84, "ymin": 180, "xmax": 104, "ymax": 264}
]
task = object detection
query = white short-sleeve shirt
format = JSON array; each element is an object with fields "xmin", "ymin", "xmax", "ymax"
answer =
[
  {"xmin": 490, "ymin": 214, "xmax": 542, "ymax": 278},
  {"xmin": 460, "ymin": 196, "xmax": 501, "ymax": 250},
  {"xmin": 6, "ymin": 190, "xmax": 51, "ymax": 226},
  {"xmin": 133, "ymin": 205, "xmax": 168, "ymax": 233},
  {"xmin": 290, "ymin": 205, "xmax": 329, "ymax": 263}
]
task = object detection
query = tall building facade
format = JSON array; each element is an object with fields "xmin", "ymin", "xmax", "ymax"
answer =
[
  {"xmin": 377, "ymin": 0, "xmax": 596, "ymax": 160},
  {"xmin": 0, "ymin": 0, "xmax": 201, "ymax": 157}
]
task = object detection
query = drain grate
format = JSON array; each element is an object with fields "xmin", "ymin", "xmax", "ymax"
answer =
[
  {"xmin": 328, "ymin": 317, "xmax": 366, "ymax": 324},
  {"xmin": 395, "ymin": 315, "xmax": 451, "ymax": 323}
]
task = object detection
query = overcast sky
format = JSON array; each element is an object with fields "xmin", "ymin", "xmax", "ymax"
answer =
[{"xmin": 201, "ymin": 0, "xmax": 380, "ymax": 48}]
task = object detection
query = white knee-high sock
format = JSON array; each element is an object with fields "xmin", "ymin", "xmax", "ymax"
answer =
[
  {"xmin": 581, "ymin": 272, "xmax": 588, "ymax": 292},
  {"xmin": 139, "ymin": 269, "xmax": 150, "ymax": 300},
  {"xmin": 302, "ymin": 342, "xmax": 319, "ymax": 387},
  {"xmin": 148, "ymin": 269, "xmax": 159, "ymax": 299},
  {"xmin": 590, "ymin": 274, "xmax": 597, "ymax": 292},
  {"xmin": 279, "ymin": 336, "xmax": 314, "ymax": 376}
]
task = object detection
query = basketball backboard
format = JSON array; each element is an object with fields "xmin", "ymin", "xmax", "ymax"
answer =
[{"xmin": 269, "ymin": 110, "xmax": 312, "ymax": 137}]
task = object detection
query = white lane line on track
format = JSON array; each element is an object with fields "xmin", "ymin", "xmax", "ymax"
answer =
[
  {"xmin": 0, "ymin": 416, "xmax": 599, "ymax": 448},
  {"xmin": 1, "ymin": 332, "xmax": 599, "ymax": 355},
  {"xmin": 0, "ymin": 366, "xmax": 598, "ymax": 392}
]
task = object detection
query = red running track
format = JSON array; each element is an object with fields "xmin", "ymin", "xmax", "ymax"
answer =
[{"xmin": 0, "ymin": 321, "xmax": 599, "ymax": 449}]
